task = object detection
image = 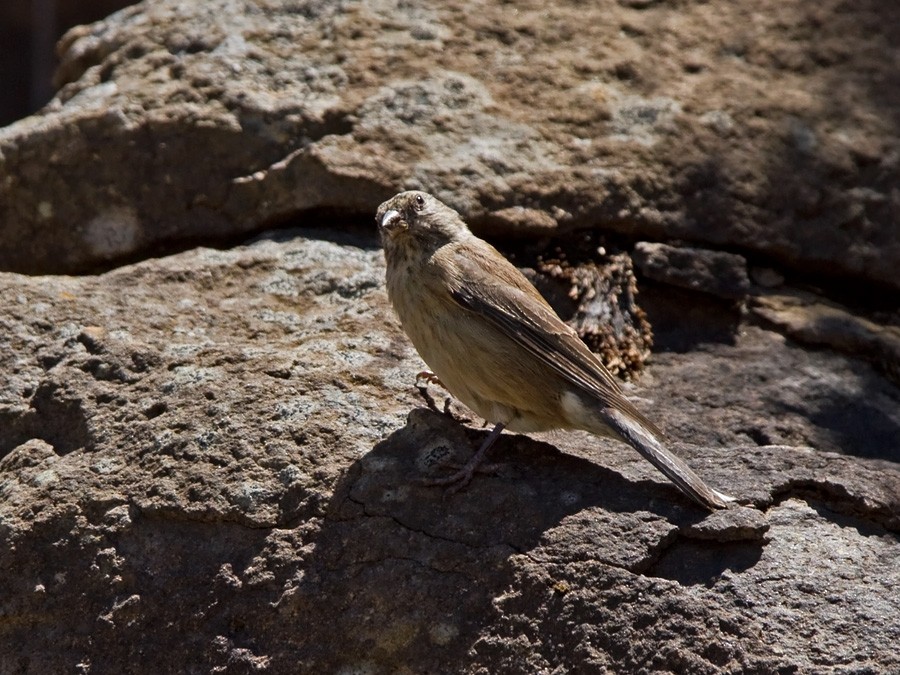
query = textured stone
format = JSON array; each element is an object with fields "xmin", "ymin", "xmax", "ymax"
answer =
[
  {"xmin": 633, "ymin": 241, "xmax": 751, "ymax": 300},
  {"xmin": 1, "ymin": 1, "xmax": 899, "ymax": 672},
  {"xmin": 0, "ymin": 233, "xmax": 898, "ymax": 673},
  {"xmin": 0, "ymin": 0, "xmax": 898, "ymax": 295},
  {"xmin": 751, "ymin": 290, "xmax": 900, "ymax": 386}
]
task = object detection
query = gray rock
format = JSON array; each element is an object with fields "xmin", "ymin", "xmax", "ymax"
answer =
[
  {"xmin": 633, "ymin": 241, "xmax": 751, "ymax": 300},
  {"xmin": 0, "ymin": 0, "xmax": 898, "ymax": 295},
  {"xmin": 0, "ymin": 233, "xmax": 898, "ymax": 673},
  {"xmin": 1, "ymin": 1, "xmax": 899, "ymax": 671},
  {"xmin": 751, "ymin": 290, "xmax": 900, "ymax": 386}
]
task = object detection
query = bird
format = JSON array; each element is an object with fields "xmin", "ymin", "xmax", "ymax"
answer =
[{"xmin": 376, "ymin": 190, "xmax": 734, "ymax": 511}]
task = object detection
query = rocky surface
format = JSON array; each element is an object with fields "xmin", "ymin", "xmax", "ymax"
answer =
[
  {"xmin": 0, "ymin": 234, "xmax": 898, "ymax": 673},
  {"xmin": 751, "ymin": 290, "xmax": 900, "ymax": 387},
  {"xmin": 0, "ymin": 0, "xmax": 898, "ymax": 292},
  {"xmin": 1, "ymin": 0, "xmax": 899, "ymax": 673},
  {"xmin": 632, "ymin": 241, "xmax": 751, "ymax": 300}
]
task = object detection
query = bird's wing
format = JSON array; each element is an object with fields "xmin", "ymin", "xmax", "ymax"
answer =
[
  {"xmin": 439, "ymin": 240, "xmax": 734, "ymax": 510},
  {"xmin": 438, "ymin": 240, "xmax": 665, "ymax": 438}
]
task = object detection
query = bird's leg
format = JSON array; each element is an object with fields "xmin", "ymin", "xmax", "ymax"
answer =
[
  {"xmin": 423, "ymin": 422, "xmax": 506, "ymax": 492},
  {"xmin": 415, "ymin": 378, "xmax": 442, "ymax": 414}
]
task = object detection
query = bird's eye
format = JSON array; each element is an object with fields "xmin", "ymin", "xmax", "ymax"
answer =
[{"xmin": 413, "ymin": 194, "xmax": 425, "ymax": 210}]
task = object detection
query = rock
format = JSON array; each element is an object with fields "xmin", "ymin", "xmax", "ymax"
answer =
[
  {"xmin": 0, "ymin": 232, "xmax": 898, "ymax": 672},
  {"xmin": 681, "ymin": 504, "xmax": 770, "ymax": 542},
  {"xmin": 0, "ymin": 0, "xmax": 898, "ymax": 296},
  {"xmin": 749, "ymin": 266, "xmax": 785, "ymax": 289},
  {"xmin": 751, "ymin": 290, "xmax": 900, "ymax": 385},
  {"xmin": 632, "ymin": 241, "xmax": 751, "ymax": 300},
  {"xmin": 1, "ymin": 1, "xmax": 899, "ymax": 671}
]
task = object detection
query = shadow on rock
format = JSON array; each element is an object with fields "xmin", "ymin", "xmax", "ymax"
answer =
[
  {"xmin": 271, "ymin": 408, "xmax": 769, "ymax": 671},
  {"xmin": 806, "ymin": 391, "xmax": 900, "ymax": 463},
  {"xmin": 330, "ymin": 408, "xmax": 721, "ymax": 552}
]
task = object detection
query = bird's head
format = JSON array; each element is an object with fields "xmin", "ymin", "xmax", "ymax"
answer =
[{"xmin": 376, "ymin": 191, "xmax": 469, "ymax": 251}]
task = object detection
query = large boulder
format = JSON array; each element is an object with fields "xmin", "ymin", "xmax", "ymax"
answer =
[
  {"xmin": 1, "ymin": 1, "xmax": 898, "ymax": 672},
  {"xmin": 1, "ymin": 0, "xmax": 898, "ymax": 291},
  {"xmin": 0, "ymin": 234, "xmax": 898, "ymax": 672}
]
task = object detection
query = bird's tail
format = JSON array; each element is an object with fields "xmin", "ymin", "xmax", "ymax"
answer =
[{"xmin": 600, "ymin": 407, "xmax": 734, "ymax": 511}]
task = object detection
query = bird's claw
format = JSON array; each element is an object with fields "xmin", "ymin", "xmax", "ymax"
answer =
[
  {"xmin": 415, "ymin": 371, "xmax": 458, "ymax": 417},
  {"xmin": 421, "ymin": 460, "xmax": 505, "ymax": 494},
  {"xmin": 415, "ymin": 371, "xmax": 443, "ymax": 387}
]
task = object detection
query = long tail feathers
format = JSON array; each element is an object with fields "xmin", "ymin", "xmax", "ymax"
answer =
[{"xmin": 603, "ymin": 407, "xmax": 734, "ymax": 511}]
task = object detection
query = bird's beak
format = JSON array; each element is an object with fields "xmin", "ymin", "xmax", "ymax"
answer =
[{"xmin": 379, "ymin": 209, "xmax": 406, "ymax": 235}]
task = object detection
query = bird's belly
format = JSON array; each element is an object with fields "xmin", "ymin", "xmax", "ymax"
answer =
[{"xmin": 392, "ymin": 290, "xmax": 565, "ymax": 432}]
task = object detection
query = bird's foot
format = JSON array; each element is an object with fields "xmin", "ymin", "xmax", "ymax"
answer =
[
  {"xmin": 415, "ymin": 370, "xmax": 444, "ymax": 387},
  {"xmin": 421, "ymin": 459, "xmax": 505, "ymax": 494},
  {"xmin": 416, "ymin": 371, "xmax": 457, "ymax": 416},
  {"xmin": 420, "ymin": 423, "xmax": 507, "ymax": 494}
]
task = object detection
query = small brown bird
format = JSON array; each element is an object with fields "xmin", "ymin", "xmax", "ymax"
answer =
[{"xmin": 376, "ymin": 190, "xmax": 733, "ymax": 510}]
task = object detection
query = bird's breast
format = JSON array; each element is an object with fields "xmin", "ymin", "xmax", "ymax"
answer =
[{"xmin": 385, "ymin": 247, "xmax": 567, "ymax": 432}]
